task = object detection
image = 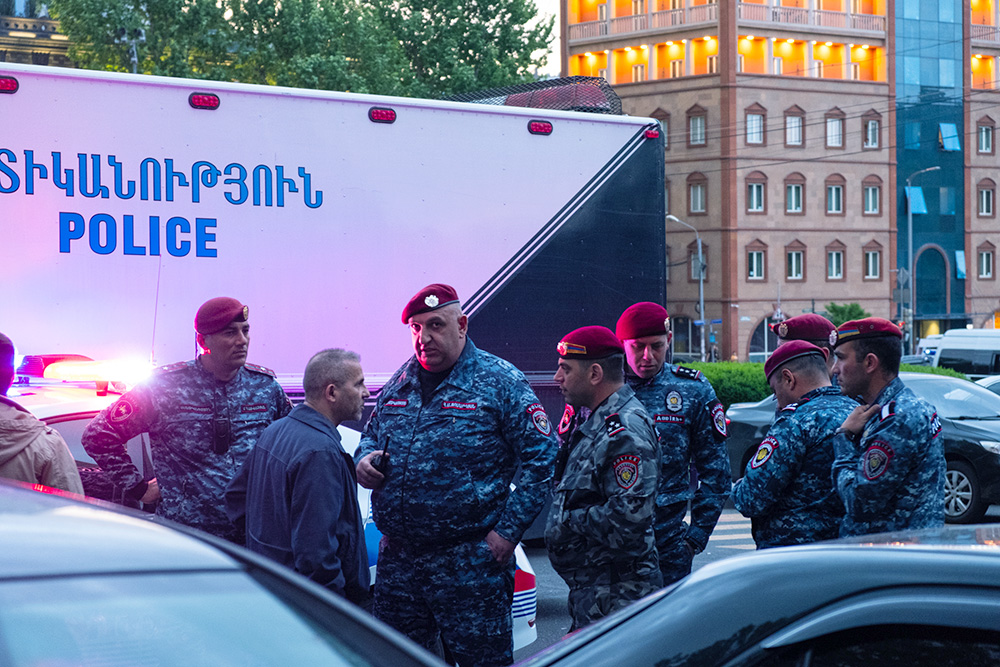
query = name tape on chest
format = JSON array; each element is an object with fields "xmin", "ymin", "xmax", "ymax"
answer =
[
  {"xmin": 442, "ymin": 401, "xmax": 477, "ymax": 411},
  {"xmin": 613, "ymin": 454, "xmax": 641, "ymax": 489},
  {"xmin": 655, "ymin": 414, "xmax": 685, "ymax": 425},
  {"xmin": 385, "ymin": 399, "xmax": 408, "ymax": 408}
]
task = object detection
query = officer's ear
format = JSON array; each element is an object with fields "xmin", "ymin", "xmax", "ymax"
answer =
[
  {"xmin": 326, "ymin": 382, "xmax": 339, "ymax": 403},
  {"xmin": 196, "ymin": 332, "xmax": 208, "ymax": 352},
  {"xmin": 589, "ymin": 362, "xmax": 604, "ymax": 386}
]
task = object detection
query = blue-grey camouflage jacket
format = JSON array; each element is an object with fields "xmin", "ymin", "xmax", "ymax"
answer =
[
  {"xmin": 732, "ymin": 386, "xmax": 855, "ymax": 548},
  {"xmin": 356, "ymin": 339, "xmax": 556, "ymax": 547},
  {"xmin": 832, "ymin": 376, "xmax": 945, "ymax": 536},
  {"xmin": 82, "ymin": 358, "xmax": 291, "ymax": 540},
  {"xmin": 546, "ymin": 385, "xmax": 660, "ymax": 577},
  {"xmin": 628, "ymin": 364, "xmax": 730, "ymax": 551}
]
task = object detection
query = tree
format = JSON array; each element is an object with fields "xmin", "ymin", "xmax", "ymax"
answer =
[
  {"xmin": 825, "ymin": 302, "xmax": 871, "ymax": 327},
  {"xmin": 365, "ymin": 0, "xmax": 554, "ymax": 98}
]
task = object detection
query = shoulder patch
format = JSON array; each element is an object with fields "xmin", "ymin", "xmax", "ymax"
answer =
[
  {"xmin": 750, "ymin": 435, "xmax": 779, "ymax": 469},
  {"xmin": 109, "ymin": 397, "xmax": 137, "ymax": 423},
  {"xmin": 930, "ymin": 412, "xmax": 942, "ymax": 437},
  {"xmin": 613, "ymin": 454, "xmax": 641, "ymax": 489},
  {"xmin": 527, "ymin": 403, "xmax": 551, "ymax": 436},
  {"xmin": 711, "ymin": 402, "xmax": 727, "ymax": 437},
  {"xmin": 672, "ymin": 366, "xmax": 701, "ymax": 381},
  {"xmin": 558, "ymin": 405, "xmax": 575, "ymax": 435},
  {"xmin": 244, "ymin": 362, "xmax": 277, "ymax": 377},
  {"xmin": 879, "ymin": 401, "xmax": 895, "ymax": 422},
  {"xmin": 604, "ymin": 413, "xmax": 625, "ymax": 438},
  {"xmin": 155, "ymin": 361, "xmax": 188, "ymax": 374},
  {"xmin": 862, "ymin": 441, "xmax": 894, "ymax": 480}
]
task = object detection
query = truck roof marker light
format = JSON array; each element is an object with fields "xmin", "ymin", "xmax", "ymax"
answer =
[
  {"xmin": 645, "ymin": 127, "xmax": 660, "ymax": 139},
  {"xmin": 369, "ymin": 107, "xmax": 396, "ymax": 123},
  {"xmin": 189, "ymin": 93, "xmax": 221, "ymax": 110},
  {"xmin": 528, "ymin": 120, "xmax": 553, "ymax": 135},
  {"xmin": 0, "ymin": 76, "xmax": 19, "ymax": 94}
]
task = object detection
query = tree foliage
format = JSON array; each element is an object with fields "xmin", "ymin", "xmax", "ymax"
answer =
[
  {"xmin": 825, "ymin": 302, "xmax": 872, "ymax": 327},
  {"xmin": 48, "ymin": 0, "xmax": 552, "ymax": 97}
]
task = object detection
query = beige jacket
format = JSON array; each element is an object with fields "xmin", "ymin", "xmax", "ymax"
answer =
[{"xmin": 0, "ymin": 396, "xmax": 84, "ymax": 494}]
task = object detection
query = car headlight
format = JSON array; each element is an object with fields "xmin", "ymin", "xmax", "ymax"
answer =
[{"xmin": 980, "ymin": 441, "xmax": 1000, "ymax": 455}]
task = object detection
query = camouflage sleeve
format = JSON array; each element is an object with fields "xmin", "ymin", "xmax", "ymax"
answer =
[
  {"xmin": 564, "ymin": 415, "xmax": 658, "ymax": 555},
  {"xmin": 276, "ymin": 385, "xmax": 293, "ymax": 418},
  {"xmin": 732, "ymin": 414, "xmax": 802, "ymax": 518},
  {"xmin": 355, "ymin": 402, "xmax": 382, "ymax": 465},
  {"xmin": 81, "ymin": 385, "xmax": 157, "ymax": 497},
  {"xmin": 492, "ymin": 380, "xmax": 557, "ymax": 544},
  {"xmin": 686, "ymin": 383, "xmax": 731, "ymax": 549}
]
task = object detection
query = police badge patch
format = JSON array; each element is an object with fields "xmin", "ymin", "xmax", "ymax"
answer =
[
  {"xmin": 613, "ymin": 454, "xmax": 640, "ymax": 489},
  {"xmin": 863, "ymin": 442, "xmax": 893, "ymax": 480},
  {"xmin": 750, "ymin": 436, "xmax": 778, "ymax": 469},
  {"xmin": 666, "ymin": 390, "xmax": 683, "ymax": 412},
  {"xmin": 528, "ymin": 404, "xmax": 551, "ymax": 435},
  {"xmin": 558, "ymin": 405, "xmax": 575, "ymax": 435},
  {"xmin": 605, "ymin": 413, "xmax": 625, "ymax": 437},
  {"xmin": 711, "ymin": 403, "xmax": 727, "ymax": 437},
  {"xmin": 110, "ymin": 398, "xmax": 135, "ymax": 423}
]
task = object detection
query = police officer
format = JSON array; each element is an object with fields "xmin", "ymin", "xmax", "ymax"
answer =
[
  {"xmin": 354, "ymin": 284, "xmax": 555, "ymax": 667},
  {"xmin": 830, "ymin": 317, "xmax": 945, "ymax": 536},
  {"xmin": 547, "ymin": 326, "xmax": 660, "ymax": 631},
  {"xmin": 732, "ymin": 341, "xmax": 855, "ymax": 548},
  {"xmin": 82, "ymin": 297, "xmax": 291, "ymax": 542},
  {"xmin": 772, "ymin": 313, "xmax": 838, "ymax": 377},
  {"xmin": 615, "ymin": 303, "xmax": 729, "ymax": 584}
]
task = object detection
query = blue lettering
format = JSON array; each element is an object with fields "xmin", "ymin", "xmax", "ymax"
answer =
[
  {"xmin": 0, "ymin": 149, "xmax": 18, "ymax": 193},
  {"xmin": 52, "ymin": 152, "xmax": 74, "ymax": 197},
  {"xmin": 192, "ymin": 161, "xmax": 220, "ymax": 203},
  {"xmin": 275, "ymin": 166, "xmax": 297, "ymax": 207},
  {"xmin": 59, "ymin": 212, "xmax": 85, "ymax": 253},
  {"xmin": 166, "ymin": 217, "xmax": 190, "ymax": 257},
  {"xmin": 224, "ymin": 163, "xmax": 248, "ymax": 205},
  {"xmin": 164, "ymin": 159, "xmax": 189, "ymax": 202},
  {"xmin": 24, "ymin": 150, "xmax": 47, "ymax": 195},
  {"xmin": 123, "ymin": 215, "xmax": 145, "ymax": 255},
  {"xmin": 300, "ymin": 167, "xmax": 323, "ymax": 209},
  {"xmin": 78, "ymin": 153, "xmax": 110, "ymax": 199},
  {"xmin": 195, "ymin": 218, "xmax": 217, "ymax": 257},
  {"xmin": 140, "ymin": 158, "xmax": 161, "ymax": 201},
  {"xmin": 252, "ymin": 165, "xmax": 273, "ymax": 207},
  {"xmin": 109, "ymin": 156, "xmax": 136, "ymax": 199},
  {"xmin": 89, "ymin": 213, "xmax": 116, "ymax": 255},
  {"xmin": 149, "ymin": 216, "xmax": 161, "ymax": 256}
]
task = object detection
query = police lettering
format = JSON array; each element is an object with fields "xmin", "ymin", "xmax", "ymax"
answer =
[{"xmin": 59, "ymin": 211, "xmax": 217, "ymax": 257}]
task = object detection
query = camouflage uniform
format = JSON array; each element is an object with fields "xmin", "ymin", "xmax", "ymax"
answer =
[
  {"xmin": 832, "ymin": 376, "xmax": 945, "ymax": 536},
  {"xmin": 82, "ymin": 358, "xmax": 291, "ymax": 542},
  {"xmin": 355, "ymin": 339, "xmax": 555, "ymax": 667},
  {"xmin": 546, "ymin": 385, "xmax": 661, "ymax": 631},
  {"xmin": 628, "ymin": 365, "xmax": 729, "ymax": 584},
  {"xmin": 732, "ymin": 386, "xmax": 855, "ymax": 548}
]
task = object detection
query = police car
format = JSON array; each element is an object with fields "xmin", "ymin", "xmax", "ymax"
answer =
[{"xmin": 10, "ymin": 356, "xmax": 539, "ymax": 651}]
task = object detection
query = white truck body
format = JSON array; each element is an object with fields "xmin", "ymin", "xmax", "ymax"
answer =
[{"xmin": 0, "ymin": 63, "xmax": 666, "ymax": 384}]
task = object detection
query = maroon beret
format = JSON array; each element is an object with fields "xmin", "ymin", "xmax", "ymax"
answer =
[
  {"xmin": 195, "ymin": 297, "xmax": 248, "ymax": 335},
  {"xmin": 832, "ymin": 317, "xmax": 902, "ymax": 348},
  {"xmin": 764, "ymin": 340, "xmax": 828, "ymax": 381},
  {"xmin": 616, "ymin": 302, "xmax": 670, "ymax": 341},
  {"xmin": 401, "ymin": 283, "xmax": 461, "ymax": 324},
  {"xmin": 771, "ymin": 313, "xmax": 835, "ymax": 344},
  {"xmin": 557, "ymin": 326, "xmax": 624, "ymax": 360}
]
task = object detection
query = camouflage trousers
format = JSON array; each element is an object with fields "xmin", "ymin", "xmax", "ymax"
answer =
[
  {"xmin": 655, "ymin": 502, "xmax": 694, "ymax": 585},
  {"xmin": 562, "ymin": 564, "xmax": 662, "ymax": 631},
  {"xmin": 373, "ymin": 536, "xmax": 514, "ymax": 667}
]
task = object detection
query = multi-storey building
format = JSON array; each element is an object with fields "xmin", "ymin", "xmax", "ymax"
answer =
[
  {"xmin": 563, "ymin": 0, "xmax": 1000, "ymax": 360},
  {"xmin": 0, "ymin": 1, "xmax": 71, "ymax": 68}
]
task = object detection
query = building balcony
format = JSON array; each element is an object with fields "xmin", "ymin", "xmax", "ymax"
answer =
[
  {"xmin": 738, "ymin": 3, "xmax": 885, "ymax": 32},
  {"xmin": 973, "ymin": 22, "xmax": 1000, "ymax": 45}
]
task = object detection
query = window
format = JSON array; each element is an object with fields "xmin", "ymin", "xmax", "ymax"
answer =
[
  {"xmin": 825, "ymin": 111, "xmax": 845, "ymax": 148},
  {"xmin": 688, "ymin": 172, "xmax": 708, "ymax": 214},
  {"xmin": 827, "ymin": 249, "xmax": 844, "ymax": 280},
  {"xmin": 826, "ymin": 185, "xmax": 843, "ymax": 214},
  {"xmin": 651, "ymin": 108, "xmax": 669, "ymax": 150},
  {"xmin": 864, "ymin": 184, "xmax": 880, "ymax": 214},
  {"xmin": 707, "ymin": 55, "xmax": 718, "ymax": 74},
  {"xmin": 785, "ymin": 174, "xmax": 805, "ymax": 214},
  {"xmin": 773, "ymin": 57, "xmax": 783, "ymax": 74},
  {"xmin": 864, "ymin": 246, "xmax": 881, "ymax": 280},
  {"xmin": 670, "ymin": 59, "xmax": 684, "ymax": 77},
  {"xmin": 979, "ymin": 119, "xmax": 995, "ymax": 154},
  {"xmin": 748, "ymin": 182, "xmax": 764, "ymax": 212},
  {"xmin": 979, "ymin": 180, "xmax": 995, "ymax": 217},
  {"xmin": 939, "ymin": 122, "xmax": 961, "ymax": 151},
  {"xmin": 632, "ymin": 63, "xmax": 646, "ymax": 82},
  {"xmin": 632, "ymin": 0, "xmax": 645, "ymax": 13},
  {"xmin": 812, "ymin": 60, "xmax": 824, "ymax": 78},
  {"xmin": 747, "ymin": 113, "xmax": 764, "ymax": 144},
  {"xmin": 738, "ymin": 54, "xmax": 745, "ymax": 72},
  {"xmin": 748, "ymin": 250, "xmax": 765, "ymax": 279},
  {"xmin": 688, "ymin": 107, "xmax": 707, "ymax": 146},
  {"xmin": 980, "ymin": 249, "xmax": 995, "ymax": 279},
  {"xmin": 598, "ymin": 67, "xmax": 607, "ymax": 80},
  {"xmin": 786, "ymin": 249, "xmax": 804, "ymax": 280},
  {"xmin": 785, "ymin": 108, "xmax": 804, "ymax": 146},
  {"xmin": 863, "ymin": 118, "xmax": 880, "ymax": 148},
  {"xmin": 850, "ymin": 62, "xmax": 860, "ymax": 80},
  {"xmin": 598, "ymin": 2, "xmax": 607, "ymax": 20}
]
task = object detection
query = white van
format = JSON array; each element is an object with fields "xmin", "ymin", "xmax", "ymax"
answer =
[{"xmin": 931, "ymin": 329, "xmax": 1000, "ymax": 379}]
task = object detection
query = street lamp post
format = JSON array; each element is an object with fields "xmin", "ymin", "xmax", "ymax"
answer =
[
  {"xmin": 667, "ymin": 214, "xmax": 705, "ymax": 362},
  {"xmin": 905, "ymin": 166, "xmax": 941, "ymax": 354}
]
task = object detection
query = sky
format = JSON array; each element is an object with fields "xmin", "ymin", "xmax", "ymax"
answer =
[{"xmin": 533, "ymin": 0, "xmax": 562, "ymax": 77}]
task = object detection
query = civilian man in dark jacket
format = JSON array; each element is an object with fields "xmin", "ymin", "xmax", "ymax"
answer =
[{"xmin": 227, "ymin": 348, "xmax": 371, "ymax": 604}]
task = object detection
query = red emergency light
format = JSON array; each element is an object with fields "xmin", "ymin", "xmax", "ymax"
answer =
[
  {"xmin": 369, "ymin": 107, "xmax": 396, "ymax": 124},
  {"xmin": 528, "ymin": 120, "xmax": 553, "ymax": 136},
  {"xmin": 0, "ymin": 76, "xmax": 18, "ymax": 94},
  {"xmin": 188, "ymin": 92, "xmax": 221, "ymax": 110},
  {"xmin": 645, "ymin": 127, "xmax": 660, "ymax": 139}
]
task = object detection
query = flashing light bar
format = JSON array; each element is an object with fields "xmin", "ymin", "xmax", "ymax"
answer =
[
  {"xmin": 369, "ymin": 107, "xmax": 396, "ymax": 123},
  {"xmin": 0, "ymin": 76, "xmax": 19, "ymax": 94},
  {"xmin": 44, "ymin": 359, "xmax": 153, "ymax": 387},
  {"xmin": 528, "ymin": 120, "xmax": 553, "ymax": 136},
  {"xmin": 189, "ymin": 93, "xmax": 221, "ymax": 110}
]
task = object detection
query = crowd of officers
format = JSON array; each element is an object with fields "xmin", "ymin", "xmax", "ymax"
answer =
[{"xmin": 1, "ymin": 287, "xmax": 944, "ymax": 667}]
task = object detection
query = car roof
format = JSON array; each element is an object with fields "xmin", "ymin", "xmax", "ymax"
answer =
[
  {"xmin": 0, "ymin": 480, "xmax": 238, "ymax": 579},
  {"xmin": 6, "ymin": 382, "xmax": 118, "ymax": 420}
]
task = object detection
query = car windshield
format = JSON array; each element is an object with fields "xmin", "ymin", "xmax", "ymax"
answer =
[
  {"xmin": 905, "ymin": 376, "xmax": 1000, "ymax": 419},
  {"xmin": 0, "ymin": 571, "xmax": 371, "ymax": 666}
]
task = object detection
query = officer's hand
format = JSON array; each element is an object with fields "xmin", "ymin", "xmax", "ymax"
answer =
[
  {"xmin": 485, "ymin": 530, "xmax": 515, "ymax": 564},
  {"xmin": 840, "ymin": 402, "xmax": 881, "ymax": 437},
  {"xmin": 356, "ymin": 451, "xmax": 387, "ymax": 489},
  {"xmin": 140, "ymin": 478, "xmax": 161, "ymax": 504}
]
